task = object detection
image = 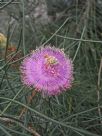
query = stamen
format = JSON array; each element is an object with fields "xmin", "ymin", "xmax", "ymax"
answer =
[{"xmin": 44, "ymin": 54, "xmax": 58, "ymax": 65}]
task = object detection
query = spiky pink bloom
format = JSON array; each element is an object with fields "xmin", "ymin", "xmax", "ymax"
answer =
[{"xmin": 20, "ymin": 46, "xmax": 73, "ymax": 96}]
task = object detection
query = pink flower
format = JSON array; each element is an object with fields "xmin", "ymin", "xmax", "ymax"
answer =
[{"xmin": 20, "ymin": 46, "xmax": 73, "ymax": 96}]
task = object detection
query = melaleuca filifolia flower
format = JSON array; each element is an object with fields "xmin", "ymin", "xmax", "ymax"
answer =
[{"xmin": 20, "ymin": 46, "xmax": 73, "ymax": 96}]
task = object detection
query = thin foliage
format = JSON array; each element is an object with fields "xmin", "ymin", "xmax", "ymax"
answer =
[{"xmin": 0, "ymin": 0, "xmax": 102, "ymax": 136}]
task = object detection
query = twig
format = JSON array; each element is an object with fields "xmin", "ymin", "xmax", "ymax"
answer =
[
  {"xmin": 0, "ymin": 115, "xmax": 41, "ymax": 136},
  {"xmin": 97, "ymin": 57, "xmax": 102, "ymax": 124},
  {"xmin": 0, "ymin": 0, "xmax": 15, "ymax": 10},
  {"xmin": 19, "ymin": 90, "xmax": 36, "ymax": 119},
  {"xmin": 53, "ymin": 34, "xmax": 102, "ymax": 44}
]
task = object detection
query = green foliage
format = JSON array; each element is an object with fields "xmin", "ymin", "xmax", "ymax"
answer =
[{"xmin": 0, "ymin": 0, "xmax": 102, "ymax": 136}]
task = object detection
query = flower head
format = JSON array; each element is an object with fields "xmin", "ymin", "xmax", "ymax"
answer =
[{"xmin": 20, "ymin": 46, "xmax": 73, "ymax": 96}]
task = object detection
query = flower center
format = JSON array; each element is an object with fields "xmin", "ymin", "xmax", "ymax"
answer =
[
  {"xmin": 44, "ymin": 54, "xmax": 58, "ymax": 65},
  {"xmin": 43, "ymin": 54, "xmax": 59, "ymax": 77}
]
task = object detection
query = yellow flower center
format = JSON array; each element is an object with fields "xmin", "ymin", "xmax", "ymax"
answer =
[{"xmin": 44, "ymin": 54, "xmax": 58, "ymax": 65}]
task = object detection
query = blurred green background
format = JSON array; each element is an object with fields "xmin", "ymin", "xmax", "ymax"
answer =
[{"xmin": 0, "ymin": 0, "xmax": 102, "ymax": 136}]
